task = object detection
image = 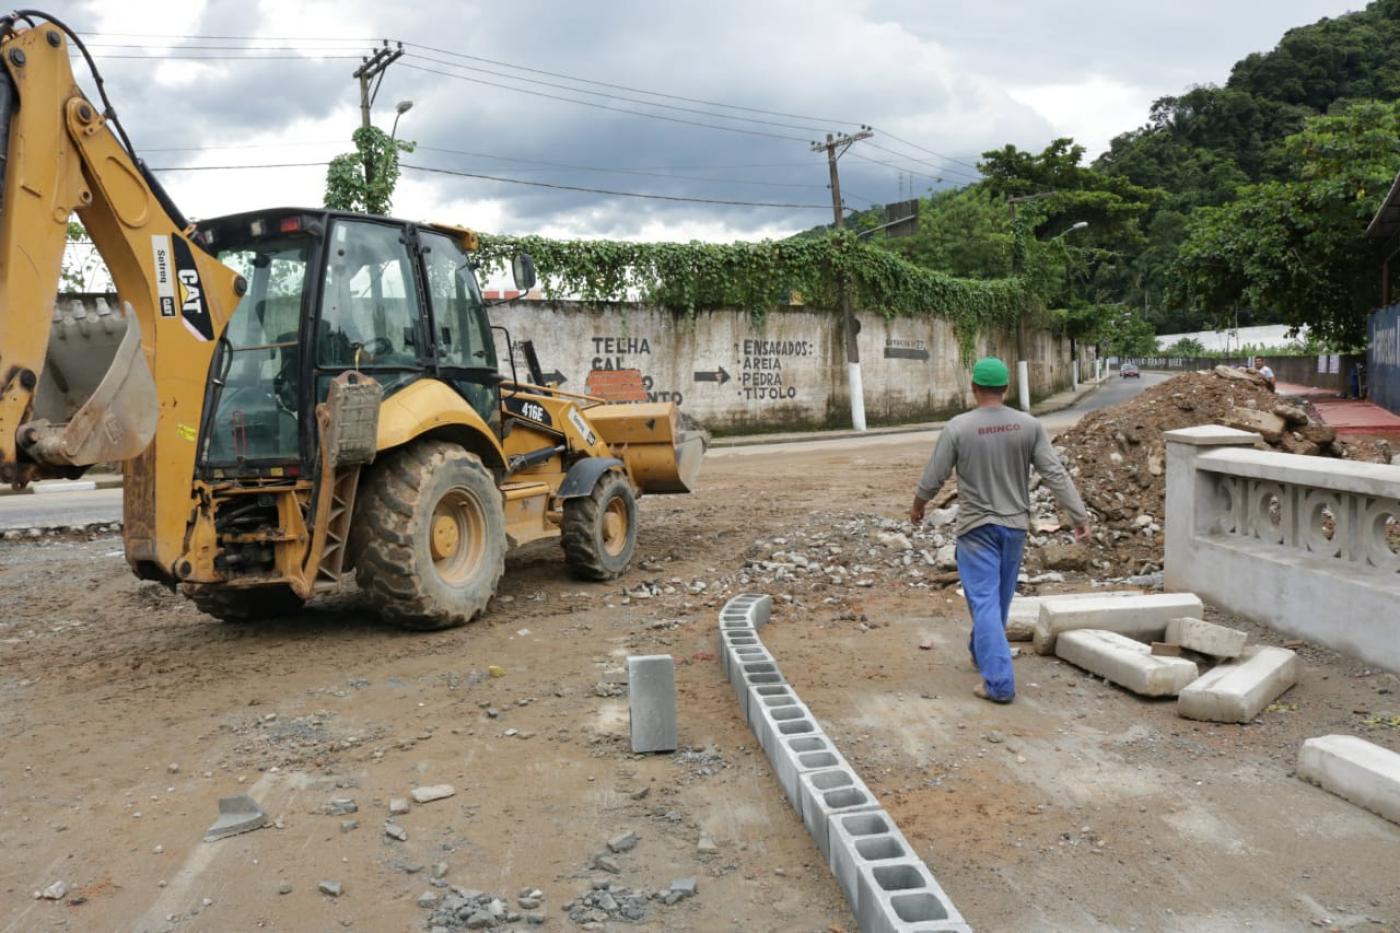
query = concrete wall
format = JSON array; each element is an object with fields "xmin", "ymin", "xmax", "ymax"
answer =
[
  {"xmin": 1128, "ymin": 354, "xmax": 1363, "ymax": 394},
  {"xmin": 494, "ymin": 301, "xmax": 1084, "ymax": 432},
  {"xmin": 1371, "ymin": 302, "xmax": 1400, "ymax": 415},
  {"xmin": 1164, "ymin": 425, "xmax": 1400, "ymax": 674}
]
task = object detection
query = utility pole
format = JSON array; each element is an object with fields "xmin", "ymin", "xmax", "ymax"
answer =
[
  {"xmin": 812, "ymin": 128, "xmax": 873, "ymax": 431},
  {"xmin": 353, "ymin": 41, "xmax": 404, "ymax": 199}
]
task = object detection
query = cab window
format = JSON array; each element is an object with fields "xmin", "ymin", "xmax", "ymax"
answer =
[
  {"xmin": 420, "ymin": 231, "xmax": 493, "ymax": 370},
  {"xmin": 318, "ymin": 220, "xmax": 425, "ymax": 368}
]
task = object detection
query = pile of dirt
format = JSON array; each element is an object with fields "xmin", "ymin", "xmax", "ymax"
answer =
[{"xmin": 1051, "ymin": 367, "xmax": 1392, "ymax": 575}]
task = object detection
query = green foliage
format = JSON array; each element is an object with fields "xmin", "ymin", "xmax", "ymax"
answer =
[
  {"xmin": 324, "ymin": 126, "xmax": 416, "ymax": 215},
  {"xmin": 876, "ymin": 187, "xmax": 1013, "ymax": 279},
  {"xmin": 475, "ymin": 231, "xmax": 1039, "ymax": 361},
  {"xmin": 1171, "ymin": 99, "xmax": 1400, "ymax": 348},
  {"xmin": 1162, "ymin": 337, "xmax": 1207, "ymax": 355},
  {"xmin": 1095, "ymin": 305, "xmax": 1159, "ymax": 357}
]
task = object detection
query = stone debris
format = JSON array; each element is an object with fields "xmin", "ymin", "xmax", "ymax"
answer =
[
  {"xmin": 319, "ymin": 879, "xmax": 343, "ymax": 897},
  {"xmin": 410, "ymin": 784, "xmax": 456, "ymax": 804},
  {"xmin": 384, "ymin": 821, "xmax": 408, "ymax": 841},
  {"xmin": 606, "ymin": 830, "xmax": 639, "ymax": 853},
  {"xmin": 389, "ymin": 797, "xmax": 410, "ymax": 815},
  {"xmin": 202, "ymin": 794, "xmax": 267, "ymax": 842},
  {"xmin": 327, "ymin": 796, "xmax": 358, "ymax": 816},
  {"xmin": 424, "ymin": 888, "xmax": 540, "ymax": 928},
  {"xmin": 36, "ymin": 881, "xmax": 67, "ymax": 900}
]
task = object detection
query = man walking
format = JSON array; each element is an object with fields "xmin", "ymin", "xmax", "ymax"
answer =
[{"xmin": 910, "ymin": 357, "xmax": 1091, "ymax": 704}]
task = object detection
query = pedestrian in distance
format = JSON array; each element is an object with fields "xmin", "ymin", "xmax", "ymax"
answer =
[
  {"xmin": 909, "ymin": 357, "xmax": 1091, "ymax": 704},
  {"xmin": 1253, "ymin": 356, "xmax": 1276, "ymax": 391}
]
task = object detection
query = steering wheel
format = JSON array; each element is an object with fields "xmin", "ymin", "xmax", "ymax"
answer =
[
  {"xmin": 273, "ymin": 357, "xmax": 299, "ymax": 415},
  {"xmin": 351, "ymin": 336, "xmax": 395, "ymax": 365}
]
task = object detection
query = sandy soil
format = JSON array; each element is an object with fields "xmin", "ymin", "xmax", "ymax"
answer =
[{"xmin": 2, "ymin": 431, "xmax": 1398, "ymax": 933}]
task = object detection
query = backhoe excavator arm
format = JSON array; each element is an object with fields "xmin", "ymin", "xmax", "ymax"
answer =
[{"xmin": 0, "ymin": 12, "xmax": 242, "ymax": 575}]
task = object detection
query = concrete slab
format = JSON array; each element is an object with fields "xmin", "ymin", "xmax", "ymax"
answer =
[
  {"xmin": 1033, "ymin": 592, "xmax": 1204, "ymax": 655},
  {"xmin": 1007, "ymin": 590, "xmax": 1144, "ymax": 642},
  {"xmin": 855, "ymin": 857, "xmax": 972, "ymax": 933},
  {"xmin": 1298, "ymin": 734, "xmax": 1400, "ymax": 826},
  {"xmin": 797, "ymin": 767, "xmax": 881, "ymax": 863},
  {"xmin": 627, "ymin": 655, "xmax": 677, "ymax": 753},
  {"xmin": 1055, "ymin": 629, "xmax": 1200, "ymax": 697},
  {"xmin": 203, "ymin": 794, "xmax": 267, "ymax": 842},
  {"xmin": 1165, "ymin": 616, "xmax": 1248, "ymax": 659},
  {"xmin": 1178, "ymin": 646, "xmax": 1298, "ymax": 723}
]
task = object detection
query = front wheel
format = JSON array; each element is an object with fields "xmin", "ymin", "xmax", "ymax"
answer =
[
  {"xmin": 185, "ymin": 584, "xmax": 306, "ymax": 623},
  {"xmin": 349, "ymin": 440, "xmax": 506, "ymax": 630},
  {"xmin": 561, "ymin": 472, "xmax": 638, "ymax": 580}
]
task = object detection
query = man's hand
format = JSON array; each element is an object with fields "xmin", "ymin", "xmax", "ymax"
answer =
[
  {"xmin": 910, "ymin": 496, "xmax": 927, "ymax": 526},
  {"xmin": 1074, "ymin": 523, "xmax": 1092, "ymax": 544}
]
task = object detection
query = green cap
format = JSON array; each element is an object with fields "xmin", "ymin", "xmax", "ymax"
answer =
[{"xmin": 972, "ymin": 356, "xmax": 1010, "ymax": 388}]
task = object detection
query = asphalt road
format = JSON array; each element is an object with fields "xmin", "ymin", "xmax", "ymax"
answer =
[{"xmin": 0, "ymin": 373, "xmax": 1167, "ymax": 531}]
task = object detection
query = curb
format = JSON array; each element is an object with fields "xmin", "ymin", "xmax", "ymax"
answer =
[
  {"xmin": 718, "ymin": 594, "xmax": 973, "ymax": 932},
  {"xmin": 0, "ymin": 475, "xmax": 123, "ymax": 497}
]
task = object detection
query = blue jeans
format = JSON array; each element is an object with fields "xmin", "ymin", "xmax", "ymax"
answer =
[{"xmin": 954, "ymin": 523, "xmax": 1026, "ymax": 701}]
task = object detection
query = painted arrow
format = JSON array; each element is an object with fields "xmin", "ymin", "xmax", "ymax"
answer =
[
  {"xmin": 539, "ymin": 370, "xmax": 567, "ymax": 386},
  {"xmin": 693, "ymin": 366, "xmax": 731, "ymax": 385}
]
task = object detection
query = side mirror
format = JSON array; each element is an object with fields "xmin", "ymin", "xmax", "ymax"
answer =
[{"xmin": 511, "ymin": 253, "xmax": 537, "ymax": 293}]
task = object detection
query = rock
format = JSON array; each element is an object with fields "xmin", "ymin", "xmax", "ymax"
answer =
[
  {"xmin": 385, "ymin": 822, "xmax": 408, "ymax": 841},
  {"xmin": 1222, "ymin": 408, "xmax": 1286, "ymax": 444},
  {"xmin": 606, "ymin": 831, "xmax": 638, "ymax": 853},
  {"xmin": 1300, "ymin": 422, "xmax": 1338, "ymax": 445},
  {"xmin": 203, "ymin": 794, "xmax": 267, "ymax": 842},
  {"xmin": 167, "ymin": 763, "xmax": 180, "ymax": 774},
  {"xmin": 417, "ymin": 891, "xmax": 439, "ymax": 908},
  {"xmin": 410, "ymin": 784, "xmax": 455, "ymax": 804},
  {"xmin": 327, "ymin": 796, "xmax": 358, "ymax": 816},
  {"xmin": 1028, "ymin": 572, "xmax": 1065, "ymax": 584},
  {"xmin": 1272, "ymin": 402, "xmax": 1309, "ymax": 425},
  {"xmin": 927, "ymin": 506, "xmax": 959, "ymax": 528},
  {"xmin": 696, "ymin": 835, "xmax": 718, "ymax": 853},
  {"xmin": 592, "ymin": 854, "xmax": 622, "ymax": 874},
  {"xmin": 432, "ymin": 862, "xmax": 449, "ymax": 880},
  {"xmin": 465, "ymin": 910, "xmax": 494, "ymax": 928},
  {"xmin": 318, "ymin": 880, "xmax": 343, "ymax": 897},
  {"xmin": 934, "ymin": 544, "xmax": 958, "ymax": 571},
  {"xmin": 340, "ymin": 819, "xmax": 358, "ymax": 833},
  {"xmin": 389, "ymin": 798, "xmax": 410, "ymax": 815},
  {"xmin": 1214, "ymin": 364, "xmax": 1266, "ymax": 386},
  {"xmin": 38, "ymin": 881, "xmax": 67, "ymax": 900},
  {"xmin": 1040, "ymin": 542, "xmax": 1089, "ymax": 571},
  {"xmin": 669, "ymin": 877, "xmax": 698, "ymax": 898},
  {"xmin": 877, "ymin": 532, "xmax": 913, "ymax": 550},
  {"xmin": 278, "ymin": 882, "xmax": 293, "ymax": 895}
]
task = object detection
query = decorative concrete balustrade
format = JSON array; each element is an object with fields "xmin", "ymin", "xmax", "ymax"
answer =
[{"xmin": 1164, "ymin": 425, "xmax": 1400, "ymax": 674}]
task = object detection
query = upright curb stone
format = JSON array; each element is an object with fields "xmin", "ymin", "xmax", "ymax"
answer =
[
  {"xmin": 713, "ymin": 594, "xmax": 972, "ymax": 931},
  {"xmin": 627, "ymin": 655, "xmax": 677, "ymax": 753}
]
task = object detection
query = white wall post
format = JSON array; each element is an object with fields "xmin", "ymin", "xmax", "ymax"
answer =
[
  {"xmin": 1017, "ymin": 360, "xmax": 1031, "ymax": 411},
  {"xmin": 848, "ymin": 362, "xmax": 866, "ymax": 432}
]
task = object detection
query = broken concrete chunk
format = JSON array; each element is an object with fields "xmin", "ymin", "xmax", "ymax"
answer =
[
  {"xmin": 385, "ymin": 822, "xmax": 408, "ymax": 841},
  {"xmin": 1033, "ymin": 592, "xmax": 1204, "ymax": 655},
  {"xmin": 389, "ymin": 797, "xmax": 410, "ymax": 815},
  {"xmin": 1055, "ymin": 629, "xmax": 1199, "ymax": 697},
  {"xmin": 319, "ymin": 879, "xmax": 343, "ymax": 897},
  {"xmin": 203, "ymin": 794, "xmax": 267, "ymax": 842},
  {"xmin": 1178, "ymin": 646, "xmax": 1297, "ymax": 723},
  {"xmin": 410, "ymin": 784, "xmax": 456, "ymax": 804},
  {"xmin": 1298, "ymin": 735, "xmax": 1400, "ymax": 826},
  {"xmin": 607, "ymin": 831, "xmax": 639, "ymax": 853},
  {"xmin": 37, "ymin": 881, "xmax": 67, "ymax": 900},
  {"xmin": 1164, "ymin": 617, "xmax": 1247, "ymax": 659}
]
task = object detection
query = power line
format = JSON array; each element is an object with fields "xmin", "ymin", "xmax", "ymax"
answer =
[
  {"xmin": 80, "ymin": 53, "xmax": 363, "ymax": 60},
  {"xmin": 870, "ymin": 127, "xmax": 983, "ymax": 172},
  {"xmin": 398, "ymin": 62, "xmax": 810, "ymax": 142},
  {"xmin": 148, "ymin": 162, "xmax": 328, "ymax": 171},
  {"xmin": 864, "ymin": 140, "xmax": 982, "ymax": 179},
  {"xmin": 399, "ymin": 163, "xmax": 830, "ymax": 209}
]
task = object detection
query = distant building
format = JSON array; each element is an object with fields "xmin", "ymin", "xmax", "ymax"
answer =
[{"xmin": 1155, "ymin": 324, "xmax": 1308, "ymax": 353}]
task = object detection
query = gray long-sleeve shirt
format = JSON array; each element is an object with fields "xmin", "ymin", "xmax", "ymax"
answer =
[{"xmin": 916, "ymin": 405, "xmax": 1090, "ymax": 536}]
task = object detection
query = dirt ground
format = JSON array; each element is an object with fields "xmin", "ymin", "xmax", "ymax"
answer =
[{"xmin": 2, "ymin": 431, "xmax": 1399, "ymax": 933}]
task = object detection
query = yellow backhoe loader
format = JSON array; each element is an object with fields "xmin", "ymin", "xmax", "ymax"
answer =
[{"xmin": 0, "ymin": 11, "xmax": 702, "ymax": 628}]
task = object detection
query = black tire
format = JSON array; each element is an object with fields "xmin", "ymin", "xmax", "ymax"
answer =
[
  {"xmin": 185, "ymin": 585, "xmax": 306, "ymax": 623},
  {"xmin": 561, "ymin": 472, "xmax": 638, "ymax": 580},
  {"xmin": 349, "ymin": 440, "xmax": 506, "ymax": 630}
]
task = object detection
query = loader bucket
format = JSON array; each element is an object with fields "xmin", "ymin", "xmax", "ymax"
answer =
[
  {"xmin": 584, "ymin": 401, "xmax": 703, "ymax": 494},
  {"xmin": 20, "ymin": 298, "xmax": 157, "ymax": 467}
]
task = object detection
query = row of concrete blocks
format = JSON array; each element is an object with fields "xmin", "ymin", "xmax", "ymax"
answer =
[{"xmin": 718, "ymin": 594, "xmax": 972, "ymax": 933}]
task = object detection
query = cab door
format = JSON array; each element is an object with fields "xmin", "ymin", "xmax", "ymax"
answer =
[{"xmin": 419, "ymin": 231, "xmax": 501, "ymax": 430}]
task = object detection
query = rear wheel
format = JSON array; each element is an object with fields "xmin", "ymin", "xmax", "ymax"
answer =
[
  {"xmin": 349, "ymin": 440, "xmax": 506, "ymax": 630},
  {"xmin": 561, "ymin": 472, "xmax": 638, "ymax": 580},
  {"xmin": 186, "ymin": 585, "xmax": 306, "ymax": 623}
]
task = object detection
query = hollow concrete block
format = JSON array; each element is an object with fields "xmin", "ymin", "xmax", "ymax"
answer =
[
  {"xmin": 797, "ymin": 767, "xmax": 881, "ymax": 863},
  {"xmin": 745, "ymin": 682, "xmax": 799, "ymax": 733},
  {"xmin": 1055, "ymin": 629, "xmax": 1199, "ymax": 697},
  {"xmin": 1178, "ymin": 646, "xmax": 1297, "ymax": 723},
  {"xmin": 855, "ymin": 857, "xmax": 971, "ymax": 933},
  {"xmin": 826, "ymin": 809, "xmax": 915, "ymax": 914},
  {"xmin": 754, "ymin": 698, "xmax": 817, "ymax": 756},
  {"xmin": 1165, "ymin": 616, "xmax": 1248, "ymax": 659},
  {"xmin": 721, "ymin": 593, "xmax": 773, "ymax": 630},
  {"xmin": 1298, "ymin": 734, "xmax": 1400, "ymax": 826},
  {"xmin": 1033, "ymin": 592, "xmax": 1204, "ymax": 655},
  {"xmin": 768, "ymin": 732, "xmax": 840, "ymax": 811},
  {"xmin": 627, "ymin": 655, "xmax": 677, "ymax": 753}
]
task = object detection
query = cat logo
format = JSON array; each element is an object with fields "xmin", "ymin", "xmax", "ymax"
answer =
[{"xmin": 172, "ymin": 236, "xmax": 213, "ymax": 341}]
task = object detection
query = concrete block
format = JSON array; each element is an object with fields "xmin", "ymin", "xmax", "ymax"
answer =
[
  {"xmin": 754, "ymin": 698, "xmax": 817, "ymax": 755},
  {"xmin": 627, "ymin": 655, "xmax": 677, "ymax": 753},
  {"xmin": 1033, "ymin": 592, "xmax": 1204, "ymax": 655},
  {"xmin": 745, "ymin": 682, "xmax": 798, "ymax": 733},
  {"xmin": 725, "ymin": 644, "xmax": 772, "ymax": 699},
  {"xmin": 1298, "ymin": 735, "xmax": 1400, "ymax": 826},
  {"xmin": 826, "ymin": 810, "xmax": 914, "ymax": 914},
  {"xmin": 721, "ymin": 593, "xmax": 773, "ymax": 629},
  {"xmin": 1007, "ymin": 590, "xmax": 1144, "ymax": 641},
  {"xmin": 768, "ymin": 732, "xmax": 840, "ymax": 811},
  {"xmin": 1055, "ymin": 629, "xmax": 1199, "ymax": 697},
  {"xmin": 1178, "ymin": 646, "xmax": 1297, "ymax": 723},
  {"xmin": 797, "ymin": 767, "xmax": 881, "ymax": 863},
  {"xmin": 855, "ymin": 857, "xmax": 971, "ymax": 933},
  {"xmin": 1164, "ymin": 616, "xmax": 1248, "ymax": 659},
  {"xmin": 203, "ymin": 794, "xmax": 267, "ymax": 842}
]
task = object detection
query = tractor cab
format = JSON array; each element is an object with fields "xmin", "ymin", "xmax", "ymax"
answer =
[{"xmin": 194, "ymin": 209, "xmax": 520, "ymax": 477}]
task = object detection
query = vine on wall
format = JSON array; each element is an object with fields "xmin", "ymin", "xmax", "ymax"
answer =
[{"xmin": 475, "ymin": 231, "xmax": 1041, "ymax": 361}]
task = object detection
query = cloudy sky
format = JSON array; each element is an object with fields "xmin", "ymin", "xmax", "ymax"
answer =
[{"xmin": 45, "ymin": 0, "xmax": 1362, "ymax": 242}]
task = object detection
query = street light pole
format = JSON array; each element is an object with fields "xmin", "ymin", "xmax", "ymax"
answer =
[
  {"xmin": 391, "ymin": 99, "xmax": 413, "ymax": 142},
  {"xmin": 812, "ymin": 128, "xmax": 873, "ymax": 431}
]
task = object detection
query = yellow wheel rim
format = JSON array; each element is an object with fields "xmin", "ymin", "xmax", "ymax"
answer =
[
  {"xmin": 602, "ymin": 495, "xmax": 629, "ymax": 557},
  {"xmin": 429, "ymin": 488, "xmax": 486, "ymax": 584}
]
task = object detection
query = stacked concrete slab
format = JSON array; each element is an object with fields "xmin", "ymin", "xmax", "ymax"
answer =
[
  {"xmin": 1005, "ymin": 590, "xmax": 1144, "ymax": 642},
  {"xmin": 1032, "ymin": 592, "xmax": 1204, "ymax": 655},
  {"xmin": 717, "ymin": 594, "xmax": 972, "ymax": 932}
]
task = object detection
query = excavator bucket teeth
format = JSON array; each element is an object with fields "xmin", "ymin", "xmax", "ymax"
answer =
[{"xmin": 20, "ymin": 302, "xmax": 158, "ymax": 466}]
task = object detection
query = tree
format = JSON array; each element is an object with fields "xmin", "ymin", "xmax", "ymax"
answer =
[
  {"xmin": 1095, "ymin": 305, "xmax": 1159, "ymax": 357},
  {"xmin": 1171, "ymin": 99, "xmax": 1400, "ymax": 348},
  {"xmin": 324, "ymin": 125, "xmax": 415, "ymax": 215},
  {"xmin": 875, "ymin": 187, "xmax": 1013, "ymax": 279},
  {"xmin": 1163, "ymin": 337, "xmax": 1207, "ymax": 355}
]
